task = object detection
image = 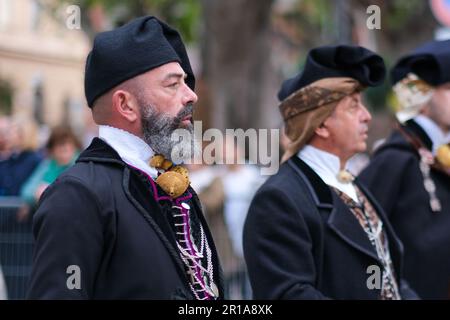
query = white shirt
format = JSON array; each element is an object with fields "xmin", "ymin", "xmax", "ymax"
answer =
[
  {"xmin": 98, "ymin": 125, "xmax": 158, "ymax": 179},
  {"xmin": 221, "ymin": 165, "xmax": 265, "ymax": 258},
  {"xmin": 298, "ymin": 145, "xmax": 359, "ymax": 202},
  {"xmin": 414, "ymin": 115, "xmax": 450, "ymax": 154},
  {"xmin": 189, "ymin": 166, "xmax": 218, "ymax": 193}
]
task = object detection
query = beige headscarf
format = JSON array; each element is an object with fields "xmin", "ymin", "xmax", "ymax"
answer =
[
  {"xmin": 280, "ymin": 77, "xmax": 363, "ymax": 162},
  {"xmin": 392, "ymin": 73, "xmax": 434, "ymax": 123}
]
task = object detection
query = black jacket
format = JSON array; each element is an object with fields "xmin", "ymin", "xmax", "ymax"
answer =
[
  {"xmin": 27, "ymin": 138, "xmax": 223, "ymax": 299},
  {"xmin": 243, "ymin": 156, "xmax": 417, "ymax": 299},
  {"xmin": 360, "ymin": 120, "xmax": 450, "ymax": 299}
]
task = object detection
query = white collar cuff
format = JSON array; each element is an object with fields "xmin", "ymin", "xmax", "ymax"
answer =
[{"xmin": 98, "ymin": 125, "xmax": 158, "ymax": 178}]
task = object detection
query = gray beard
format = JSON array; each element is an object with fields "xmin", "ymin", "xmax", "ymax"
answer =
[{"xmin": 140, "ymin": 104, "xmax": 199, "ymax": 163}]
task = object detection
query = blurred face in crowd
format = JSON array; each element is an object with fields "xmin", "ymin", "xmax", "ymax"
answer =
[
  {"xmin": 8, "ymin": 122, "xmax": 21, "ymax": 151},
  {"xmin": 425, "ymin": 83, "xmax": 450, "ymax": 132},
  {"xmin": 136, "ymin": 62, "xmax": 199, "ymax": 161},
  {"xmin": 0, "ymin": 117, "xmax": 10, "ymax": 152},
  {"xmin": 51, "ymin": 141, "xmax": 77, "ymax": 166},
  {"xmin": 315, "ymin": 92, "xmax": 372, "ymax": 164}
]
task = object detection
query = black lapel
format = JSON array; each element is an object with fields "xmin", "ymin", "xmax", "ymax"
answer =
[
  {"xmin": 288, "ymin": 156, "xmax": 380, "ymax": 262},
  {"xmin": 327, "ymin": 193, "xmax": 380, "ymax": 262},
  {"xmin": 288, "ymin": 156, "xmax": 333, "ymax": 206},
  {"xmin": 127, "ymin": 168, "xmax": 179, "ymax": 250},
  {"xmin": 77, "ymin": 138, "xmax": 191, "ymax": 289},
  {"xmin": 122, "ymin": 168, "xmax": 192, "ymax": 289}
]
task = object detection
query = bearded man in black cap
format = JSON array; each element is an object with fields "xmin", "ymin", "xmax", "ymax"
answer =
[
  {"xmin": 243, "ymin": 45, "xmax": 417, "ymax": 299},
  {"xmin": 360, "ymin": 39, "xmax": 450, "ymax": 299},
  {"xmin": 27, "ymin": 16, "xmax": 222, "ymax": 300}
]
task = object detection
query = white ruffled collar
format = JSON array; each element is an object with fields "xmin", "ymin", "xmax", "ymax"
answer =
[
  {"xmin": 98, "ymin": 125, "xmax": 158, "ymax": 178},
  {"xmin": 298, "ymin": 145, "xmax": 359, "ymax": 202}
]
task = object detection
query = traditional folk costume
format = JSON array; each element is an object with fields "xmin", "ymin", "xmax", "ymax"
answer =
[
  {"xmin": 243, "ymin": 45, "xmax": 418, "ymax": 299},
  {"xmin": 27, "ymin": 16, "xmax": 223, "ymax": 299},
  {"xmin": 360, "ymin": 39, "xmax": 450, "ymax": 299}
]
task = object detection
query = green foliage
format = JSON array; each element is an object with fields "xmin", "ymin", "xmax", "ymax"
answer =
[
  {"xmin": 64, "ymin": 0, "xmax": 201, "ymax": 43},
  {"xmin": 383, "ymin": 0, "xmax": 427, "ymax": 30},
  {"xmin": 280, "ymin": 0, "xmax": 333, "ymax": 44}
]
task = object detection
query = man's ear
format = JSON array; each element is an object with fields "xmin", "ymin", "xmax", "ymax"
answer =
[
  {"xmin": 314, "ymin": 122, "xmax": 330, "ymax": 139},
  {"xmin": 111, "ymin": 90, "xmax": 139, "ymax": 123}
]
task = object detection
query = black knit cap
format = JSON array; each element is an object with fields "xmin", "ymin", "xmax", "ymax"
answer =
[
  {"xmin": 84, "ymin": 16, "xmax": 195, "ymax": 108},
  {"xmin": 390, "ymin": 39, "xmax": 450, "ymax": 86},
  {"xmin": 277, "ymin": 45, "xmax": 386, "ymax": 101}
]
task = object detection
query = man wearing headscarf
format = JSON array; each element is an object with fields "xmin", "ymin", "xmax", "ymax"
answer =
[
  {"xmin": 360, "ymin": 39, "xmax": 450, "ymax": 299},
  {"xmin": 243, "ymin": 45, "xmax": 417, "ymax": 299},
  {"xmin": 27, "ymin": 16, "xmax": 223, "ymax": 300}
]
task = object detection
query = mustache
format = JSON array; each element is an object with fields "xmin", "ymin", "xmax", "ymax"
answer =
[{"xmin": 173, "ymin": 104, "xmax": 194, "ymax": 125}]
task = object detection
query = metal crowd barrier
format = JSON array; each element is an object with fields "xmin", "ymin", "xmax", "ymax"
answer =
[{"xmin": 0, "ymin": 197, "xmax": 33, "ymax": 300}]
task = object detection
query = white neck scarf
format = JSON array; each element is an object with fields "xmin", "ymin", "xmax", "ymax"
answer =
[
  {"xmin": 98, "ymin": 125, "xmax": 158, "ymax": 179},
  {"xmin": 298, "ymin": 145, "xmax": 359, "ymax": 202}
]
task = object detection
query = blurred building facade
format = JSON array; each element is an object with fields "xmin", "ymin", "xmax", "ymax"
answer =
[{"xmin": 0, "ymin": 0, "xmax": 90, "ymax": 143}]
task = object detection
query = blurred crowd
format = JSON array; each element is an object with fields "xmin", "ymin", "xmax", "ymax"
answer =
[
  {"xmin": 0, "ymin": 116, "xmax": 82, "ymax": 205},
  {"xmin": 0, "ymin": 116, "xmax": 83, "ymax": 299}
]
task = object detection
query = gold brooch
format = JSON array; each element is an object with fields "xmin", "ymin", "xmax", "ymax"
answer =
[
  {"xmin": 149, "ymin": 155, "xmax": 190, "ymax": 198},
  {"xmin": 336, "ymin": 170, "xmax": 354, "ymax": 184},
  {"xmin": 436, "ymin": 144, "xmax": 450, "ymax": 168}
]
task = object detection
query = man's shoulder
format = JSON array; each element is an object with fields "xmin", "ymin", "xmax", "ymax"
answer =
[
  {"xmin": 371, "ymin": 131, "xmax": 419, "ymax": 164},
  {"xmin": 61, "ymin": 159, "xmax": 123, "ymax": 185},
  {"xmin": 257, "ymin": 160, "xmax": 299, "ymax": 190},
  {"xmin": 246, "ymin": 159, "xmax": 324, "ymax": 234},
  {"xmin": 254, "ymin": 159, "xmax": 315, "ymax": 204},
  {"xmin": 42, "ymin": 160, "xmax": 125, "ymax": 208},
  {"xmin": 33, "ymin": 160, "xmax": 127, "ymax": 229}
]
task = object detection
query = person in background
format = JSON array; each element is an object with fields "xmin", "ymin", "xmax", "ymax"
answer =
[
  {"xmin": 359, "ymin": 39, "xmax": 450, "ymax": 299},
  {"xmin": 21, "ymin": 126, "xmax": 80, "ymax": 206},
  {"xmin": 189, "ymin": 138, "xmax": 264, "ymax": 299},
  {"xmin": 0, "ymin": 116, "xmax": 10, "ymax": 159},
  {"xmin": 0, "ymin": 116, "xmax": 42, "ymax": 298},
  {"xmin": 0, "ymin": 116, "xmax": 9, "ymax": 299},
  {"xmin": 221, "ymin": 137, "xmax": 264, "ymax": 299},
  {"xmin": 0, "ymin": 116, "xmax": 42, "ymax": 197},
  {"xmin": 244, "ymin": 45, "xmax": 418, "ymax": 299}
]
